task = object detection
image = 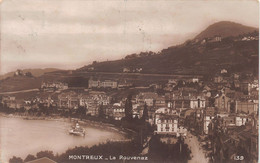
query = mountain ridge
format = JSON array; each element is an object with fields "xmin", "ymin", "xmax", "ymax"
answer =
[
  {"xmin": 77, "ymin": 21, "xmax": 259, "ymax": 76},
  {"xmin": 0, "ymin": 21, "xmax": 258, "ymax": 92},
  {"xmin": 195, "ymin": 21, "xmax": 258, "ymax": 39}
]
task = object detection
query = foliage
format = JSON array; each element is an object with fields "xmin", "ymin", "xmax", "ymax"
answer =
[
  {"xmin": 148, "ymin": 135, "xmax": 191, "ymax": 163},
  {"xmin": 98, "ymin": 103, "xmax": 104, "ymax": 118},
  {"xmin": 17, "ymin": 136, "xmax": 191, "ymax": 163},
  {"xmin": 25, "ymin": 72, "xmax": 33, "ymax": 77},
  {"xmin": 24, "ymin": 154, "xmax": 36, "ymax": 162},
  {"xmin": 141, "ymin": 102, "xmax": 148, "ymax": 122},
  {"xmin": 124, "ymin": 94, "xmax": 133, "ymax": 120},
  {"xmin": 77, "ymin": 33, "xmax": 258, "ymax": 76},
  {"xmin": 75, "ymin": 106, "xmax": 87, "ymax": 119},
  {"xmin": 9, "ymin": 156, "xmax": 23, "ymax": 163},
  {"xmin": 36, "ymin": 150, "xmax": 55, "ymax": 160}
]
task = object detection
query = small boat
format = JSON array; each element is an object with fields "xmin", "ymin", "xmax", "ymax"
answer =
[{"xmin": 69, "ymin": 123, "xmax": 85, "ymax": 136}]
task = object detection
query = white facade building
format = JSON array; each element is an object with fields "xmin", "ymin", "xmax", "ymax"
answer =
[
  {"xmin": 154, "ymin": 108, "xmax": 178, "ymax": 135},
  {"xmin": 190, "ymin": 96, "xmax": 206, "ymax": 109},
  {"xmin": 235, "ymin": 116, "xmax": 247, "ymax": 126},
  {"xmin": 155, "ymin": 118, "xmax": 178, "ymax": 134}
]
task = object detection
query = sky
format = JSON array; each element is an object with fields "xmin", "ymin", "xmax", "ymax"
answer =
[{"xmin": 0, "ymin": 0, "xmax": 259, "ymax": 74}]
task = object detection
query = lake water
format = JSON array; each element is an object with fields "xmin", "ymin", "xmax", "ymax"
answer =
[{"xmin": 0, "ymin": 116, "xmax": 124, "ymax": 163}]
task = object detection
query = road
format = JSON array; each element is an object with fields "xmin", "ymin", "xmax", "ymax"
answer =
[
  {"xmin": 185, "ymin": 132, "xmax": 209, "ymax": 163},
  {"xmin": 0, "ymin": 88, "xmax": 39, "ymax": 95},
  {"xmin": 76, "ymin": 71, "xmax": 203, "ymax": 78}
]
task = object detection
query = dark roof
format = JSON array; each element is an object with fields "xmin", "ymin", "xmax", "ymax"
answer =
[{"xmin": 26, "ymin": 157, "xmax": 56, "ymax": 163}]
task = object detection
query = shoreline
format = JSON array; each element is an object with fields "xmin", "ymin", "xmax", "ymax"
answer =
[
  {"xmin": 0, "ymin": 113, "xmax": 132, "ymax": 163},
  {"xmin": 0, "ymin": 112, "xmax": 135, "ymax": 139}
]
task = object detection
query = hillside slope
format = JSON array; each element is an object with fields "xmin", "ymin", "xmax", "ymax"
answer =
[
  {"xmin": 77, "ymin": 38, "xmax": 258, "ymax": 75},
  {"xmin": 77, "ymin": 21, "xmax": 258, "ymax": 76},
  {"xmin": 0, "ymin": 68, "xmax": 60, "ymax": 80}
]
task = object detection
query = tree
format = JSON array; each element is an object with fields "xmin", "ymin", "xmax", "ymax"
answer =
[
  {"xmin": 24, "ymin": 154, "xmax": 37, "ymax": 162},
  {"xmin": 9, "ymin": 156, "xmax": 23, "ymax": 163},
  {"xmin": 140, "ymin": 103, "xmax": 149, "ymax": 145},
  {"xmin": 176, "ymin": 80, "xmax": 185, "ymax": 88},
  {"xmin": 125, "ymin": 53, "xmax": 137, "ymax": 59},
  {"xmin": 76, "ymin": 106, "xmax": 86, "ymax": 119},
  {"xmin": 25, "ymin": 72, "xmax": 33, "ymax": 77},
  {"xmin": 98, "ymin": 103, "xmax": 104, "ymax": 118},
  {"xmin": 36, "ymin": 150, "xmax": 55, "ymax": 160},
  {"xmin": 230, "ymin": 102, "xmax": 236, "ymax": 113},
  {"xmin": 38, "ymin": 103, "xmax": 46, "ymax": 114},
  {"xmin": 148, "ymin": 135, "xmax": 191, "ymax": 162},
  {"xmin": 125, "ymin": 94, "xmax": 133, "ymax": 120},
  {"xmin": 0, "ymin": 102, "xmax": 3, "ymax": 112},
  {"xmin": 208, "ymin": 97, "xmax": 215, "ymax": 107},
  {"xmin": 141, "ymin": 102, "xmax": 148, "ymax": 122}
]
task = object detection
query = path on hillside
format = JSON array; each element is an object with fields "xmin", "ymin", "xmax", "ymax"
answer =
[
  {"xmin": 185, "ymin": 132, "xmax": 209, "ymax": 163},
  {"xmin": 0, "ymin": 89, "xmax": 39, "ymax": 95},
  {"xmin": 77, "ymin": 71, "xmax": 204, "ymax": 78}
]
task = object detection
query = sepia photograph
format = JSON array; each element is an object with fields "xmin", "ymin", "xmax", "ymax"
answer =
[{"xmin": 0, "ymin": 0, "xmax": 259, "ymax": 163}]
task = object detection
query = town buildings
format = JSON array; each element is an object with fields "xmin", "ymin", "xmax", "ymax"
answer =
[
  {"xmin": 203, "ymin": 107, "xmax": 215, "ymax": 134},
  {"xmin": 57, "ymin": 91, "xmax": 110, "ymax": 116},
  {"xmin": 135, "ymin": 92, "xmax": 158, "ymax": 107},
  {"xmin": 0, "ymin": 68, "xmax": 258, "ymax": 162},
  {"xmin": 154, "ymin": 108, "xmax": 178, "ymax": 135},
  {"xmin": 214, "ymin": 93, "xmax": 231, "ymax": 112},
  {"xmin": 105, "ymin": 104, "xmax": 125, "ymax": 120},
  {"xmin": 235, "ymin": 100, "xmax": 258, "ymax": 114},
  {"xmin": 88, "ymin": 79, "xmax": 118, "ymax": 89},
  {"xmin": 58, "ymin": 91, "xmax": 79, "ymax": 109},
  {"xmin": 41, "ymin": 82, "xmax": 68, "ymax": 92}
]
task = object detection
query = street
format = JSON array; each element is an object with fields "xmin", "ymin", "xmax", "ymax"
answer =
[
  {"xmin": 184, "ymin": 132, "xmax": 209, "ymax": 163},
  {"xmin": 0, "ymin": 88, "xmax": 39, "ymax": 95}
]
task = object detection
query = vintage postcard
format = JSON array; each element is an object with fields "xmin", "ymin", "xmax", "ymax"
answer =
[{"xmin": 0, "ymin": 0, "xmax": 259, "ymax": 163}]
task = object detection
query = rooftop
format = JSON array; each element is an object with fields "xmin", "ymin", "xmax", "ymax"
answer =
[{"xmin": 26, "ymin": 157, "xmax": 56, "ymax": 163}]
